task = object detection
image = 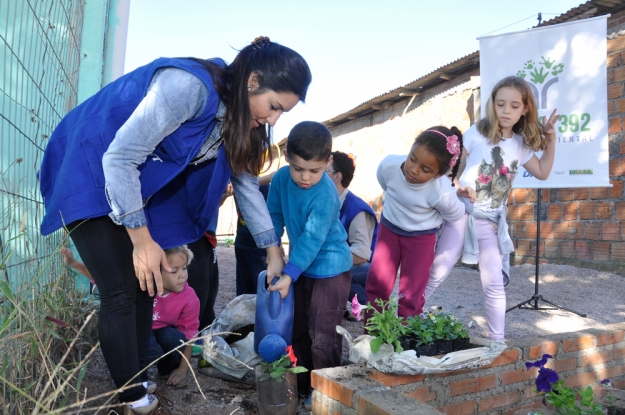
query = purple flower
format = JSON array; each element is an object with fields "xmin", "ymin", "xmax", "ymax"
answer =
[
  {"xmin": 525, "ymin": 354, "xmax": 553, "ymax": 370},
  {"xmin": 525, "ymin": 361, "xmax": 537, "ymax": 370},
  {"xmin": 601, "ymin": 379, "xmax": 611, "ymax": 386},
  {"xmin": 535, "ymin": 367, "xmax": 558, "ymax": 392}
]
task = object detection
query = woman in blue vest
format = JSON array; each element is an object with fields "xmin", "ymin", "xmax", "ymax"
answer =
[
  {"xmin": 39, "ymin": 37, "xmax": 311, "ymax": 413},
  {"xmin": 325, "ymin": 152, "xmax": 378, "ymax": 308}
]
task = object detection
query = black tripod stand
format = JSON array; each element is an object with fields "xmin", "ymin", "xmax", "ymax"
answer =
[{"xmin": 505, "ymin": 188, "xmax": 587, "ymax": 317}]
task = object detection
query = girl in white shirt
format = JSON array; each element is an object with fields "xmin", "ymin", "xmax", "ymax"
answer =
[
  {"xmin": 365, "ymin": 126, "xmax": 465, "ymax": 321},
  {"xmin": 425, "ymin": 76, "xmax": 559, "ymax": 341}
]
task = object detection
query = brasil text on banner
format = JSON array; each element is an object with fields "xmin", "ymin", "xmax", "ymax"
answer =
[{"xmin": 478, "ymin": 15, "xmax": 609, "ymax": 189}]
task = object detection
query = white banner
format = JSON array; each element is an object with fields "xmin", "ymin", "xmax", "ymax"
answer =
[{"xmin": 479, "ymin": 16, "xmax": 609, "ymax": 189}]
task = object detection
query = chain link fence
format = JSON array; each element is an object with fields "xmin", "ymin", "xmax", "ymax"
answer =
[{"xmin": 1, "ymin": 0, "xmax": 86, "ymax": 286}]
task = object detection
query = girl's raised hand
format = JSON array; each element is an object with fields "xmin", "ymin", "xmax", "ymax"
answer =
[
  {"xmin": 456, "ymin": 184, "xmax": 476, "ymax": 203},
  {"xmin": 542, "ymin": 109, "xmax": 560, "ymax": 142}
]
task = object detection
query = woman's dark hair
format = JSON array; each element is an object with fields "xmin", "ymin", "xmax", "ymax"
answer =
[
  {"xmin": 190, "ymin": 40, "xmax": 312, "ymax": 175},
  {"xmin": 330, "ymin": 151, "xmax": 355, "ymax": 188},
  {"xmin": 414, "ymin": 126, "xmax": 464, "ymax": 185}
]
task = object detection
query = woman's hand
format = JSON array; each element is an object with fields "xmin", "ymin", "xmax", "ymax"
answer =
[
  {"xmin": 266, "ymin": 244, "xmax": 285, "ymax": 279},
  {"xmin": 542, "ymin": 108, "xmax": 560, "ymax": 143},
  {"xmin": 126, "ymin": 227, "xmax": 171, "ymax": 296}
]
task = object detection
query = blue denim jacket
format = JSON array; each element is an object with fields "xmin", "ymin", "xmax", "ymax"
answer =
[{"xmin": 40, "ymin": 59, "xmax": 279, "ymax": 248}]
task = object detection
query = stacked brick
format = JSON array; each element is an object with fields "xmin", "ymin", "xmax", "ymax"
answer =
[{"xmin": 311, "ymin": 323, "xmax": 625, "ymax": 415}]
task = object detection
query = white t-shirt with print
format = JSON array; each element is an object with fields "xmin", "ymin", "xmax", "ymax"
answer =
[{"xmin": 458, "ymin": 124, "xmax": 535, "ymax": 210}]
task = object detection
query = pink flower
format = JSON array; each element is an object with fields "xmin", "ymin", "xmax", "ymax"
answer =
[
  {"xmin": 500, "ymin": 166, "xmax": 509, "ymax": 175},
  {"xmin": 445, "ymin": 135, "xmax": 461, "ymax": 168},
  {"xmin": 478, "ymin": 174, "xmax": 492, "ymax": 184},
  {"xmin": 351, "ymin": 294, "xmax": 363, "ymax": 321}
]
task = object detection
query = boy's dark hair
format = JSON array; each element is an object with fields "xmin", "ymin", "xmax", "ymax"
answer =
[
  {"xmin": 330, "ymin": 151, "xmax": 356, "ymax": 187},
  {"xmin": 286, "ymin": 121, "xmax": 332, "ymax": 161},
  {"xmin": 414, "ymin": 126, "xmax": 464, "ymax": 185}
]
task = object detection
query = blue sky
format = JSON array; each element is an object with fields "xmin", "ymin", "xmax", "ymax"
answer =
[{"xmin": 124, "ymin": 0, "xmax": 585, "ymax": 140}]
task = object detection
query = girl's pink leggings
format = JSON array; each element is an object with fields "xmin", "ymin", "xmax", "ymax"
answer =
[{"xmin": 425, "ymin": 215, "xmax": 506, "ymax": 341}]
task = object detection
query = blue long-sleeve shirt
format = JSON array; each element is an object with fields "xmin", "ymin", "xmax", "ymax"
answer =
[{"xmin": 267, "ymin": 167, "xmax": 352, "ymax": 281}]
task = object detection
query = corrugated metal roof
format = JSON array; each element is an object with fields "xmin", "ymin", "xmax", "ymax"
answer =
[
  {"xmin": 540, "ymin": 0, "xmax": 623, "ymax": 26},
  {"xmin": 320, "ymin": 0, "xmax": 625, "ymax": 130},
  {"xmin": 323, "ymin": 51, "xmax": 480, "ymax": 128}
]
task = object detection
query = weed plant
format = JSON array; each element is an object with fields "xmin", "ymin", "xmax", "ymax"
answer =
[{"xmin": 0, "ymin": 240, "xmax": 103, "ymax": 414}]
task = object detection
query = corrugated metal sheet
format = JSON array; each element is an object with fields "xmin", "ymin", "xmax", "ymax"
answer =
[{"xmin": 323, "ymin": 51, "xmax": 479, "ymax": 128}]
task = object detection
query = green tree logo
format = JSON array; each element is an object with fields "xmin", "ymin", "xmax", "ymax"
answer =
[{"xmin": 515, "ymin": 56, "xmax": 564, "ymax": 109}]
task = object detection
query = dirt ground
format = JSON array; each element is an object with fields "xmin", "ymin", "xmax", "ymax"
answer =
[
  {"xmin": 79, "ymin": 246, "xmax": 363, "ymax": 415},
  {"xmin": 78, "ymin": 246, "xmax": 625, "ymax": 414}
]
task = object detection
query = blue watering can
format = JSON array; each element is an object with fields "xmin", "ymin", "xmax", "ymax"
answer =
[{"xmin": 254, "ymin": 270, "xmax": 294, "ymax": 362}]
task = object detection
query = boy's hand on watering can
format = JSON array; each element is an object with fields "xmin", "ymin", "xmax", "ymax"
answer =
[{"xmin": 267, "ymin": 274, "xmax": 293, "ymax": 299}]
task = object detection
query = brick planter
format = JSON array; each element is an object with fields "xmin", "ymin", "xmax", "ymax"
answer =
[{"xmin": 311, "ymin": 323, "xmax": 625, "ymax": 415}]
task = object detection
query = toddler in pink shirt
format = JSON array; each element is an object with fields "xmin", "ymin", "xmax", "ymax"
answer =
[{"xmin": 147, "ymin": 245, "xmax": 200, "ymax": 387}]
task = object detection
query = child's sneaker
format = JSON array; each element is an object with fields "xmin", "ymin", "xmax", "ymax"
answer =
[{"xmin": 122, "ymin": 393, "xmax": 158, "ymax": 415}]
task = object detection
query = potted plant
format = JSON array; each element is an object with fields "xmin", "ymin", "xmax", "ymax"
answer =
[
  {"xmin": 398, "ymin": 333, "xmax": 415, "ymax": 351},
  {"xmin": 428, "ymin": 312, "xmax": 454, "ymax": 354},
  {"xmin": 350, "ymin": 295, "xmax": 408, "ymax": 353},
  {"xmin": 447, "ymin": 315, "xmax": 471, "ymax": 351},
  {"xmin": 406, "ymin": 315, "xmax": 436, "ymax": 356},
  {"xmin": 525, "ymin": 354, "xmax": 604, "ymax": 415},
  {"xmin": 256, "ymin": 345, "xmax": 308, "ymax": 415}
]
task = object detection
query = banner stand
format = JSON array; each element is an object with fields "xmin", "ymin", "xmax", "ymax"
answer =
[{"xmin": 505, "ymin": 189, "xmax": 587, "ymax": 317}]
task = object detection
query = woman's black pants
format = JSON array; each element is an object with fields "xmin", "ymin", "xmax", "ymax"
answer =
[{"xmin": 68, "ymin": 216, "xmax": 219, "ymax": 402}]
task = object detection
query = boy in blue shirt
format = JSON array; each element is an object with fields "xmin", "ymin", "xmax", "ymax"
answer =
[{"xmin": 267, "ymin": 121, "xmax": 352, "ymax": 400}]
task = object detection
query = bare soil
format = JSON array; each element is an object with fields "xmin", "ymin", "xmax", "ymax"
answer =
[{"xmin": 78, "ymin": 246, "xmax": 625, "ymax": 414}]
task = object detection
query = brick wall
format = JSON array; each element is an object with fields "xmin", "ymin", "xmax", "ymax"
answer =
[
  {"xmin": 330, "ymin": 11, "xmax": 625, "ymax": 276},
  {"xmin": 311, "ymin": 323, "xmax": 625, "ymax": 415}
]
